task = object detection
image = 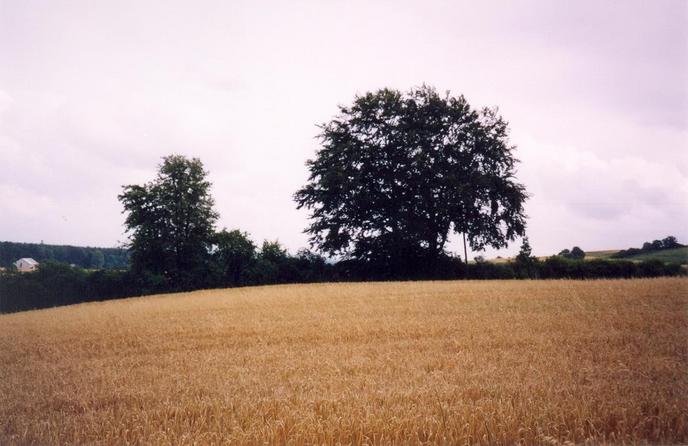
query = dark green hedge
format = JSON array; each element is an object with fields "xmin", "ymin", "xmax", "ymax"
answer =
[{"xmin": 0, "ymin": 257, "xmax": 684, "ymax": 314}]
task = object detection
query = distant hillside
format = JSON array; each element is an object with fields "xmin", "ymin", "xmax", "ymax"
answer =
[
  {"xmin": 0, "ymin": 241, "xmax": 129, "ymax": 269},
  {"xmin": 585, "ymin": 248, "xmax": 688, "ymax": 264},
  {"xmin": 489, "ymin": 247, "xmax": 688, "ymax": 265},
  {"xmin": 619, "ymin": 247, "xmax": 688, "ymax": 264},
  {"xmin": 583, "ymin": 250, "xmax": 620, "ymax": 260}
]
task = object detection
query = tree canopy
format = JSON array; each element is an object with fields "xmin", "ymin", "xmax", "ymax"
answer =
[
  {"xmin": 119, "ymin": 155, "xmax": 218, "ymax": 288},
  {"xmin": 294, "ymin": 86, "xmax": 528, "ymax": 271},
  {"xmin": 212, "ymin": 229, "xmax": 256, "ymax": 286},
  {"xmin": 559, "ymin": 246, "xmax": 585, "ymax": 260}
]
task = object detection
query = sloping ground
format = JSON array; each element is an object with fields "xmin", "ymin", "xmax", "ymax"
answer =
[
  {"xmin": 583, "ymin": 250, "xmax": 620, "ymax": 260},
  {"xmin": 1, "ymin": 279, "xmax": 687, "ymax": 445},
  {"xmin": 620, "ymin": 246, "xmax": 688, "ymax": 264},
  {"xmin": 492, "ymin": 247, "xmax": 687, "ymax": 264},
  {"xmin": 586, "ymin": 247, "xmax": 688, "ymax": 264}
]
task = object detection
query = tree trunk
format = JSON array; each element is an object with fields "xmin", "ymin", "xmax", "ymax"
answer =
[{"xmin": 463, "ymin": 233, "xmax": 468, "ymax": 265}]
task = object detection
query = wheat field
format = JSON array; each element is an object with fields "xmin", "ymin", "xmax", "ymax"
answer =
[{"xmin": 1, "ymin": 278, "xmax": 686, "ymax": 445}]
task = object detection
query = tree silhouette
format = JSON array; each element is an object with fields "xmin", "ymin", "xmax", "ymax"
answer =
[
  {"xmin": 295, "ymin": 86, "xmax": 527, "ymax": 273},
  {"xmin": 119, "ymin": 155, "xmax": 218, "ymax": 288}
]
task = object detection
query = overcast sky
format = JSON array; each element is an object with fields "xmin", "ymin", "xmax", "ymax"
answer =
[{"xmin": 1, "ymin": 0, "xmax": 686, "ymax": 258}]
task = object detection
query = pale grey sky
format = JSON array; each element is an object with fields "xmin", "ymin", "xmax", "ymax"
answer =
[{"xmin": 1, "ymin": 0, "xmax": 686, "ymax": 258}]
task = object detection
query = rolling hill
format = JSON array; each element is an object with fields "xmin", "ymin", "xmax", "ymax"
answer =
[
  {"xmin": 586, "ymin": 247, "xmax": 688, "ymax": 264},
  {"xmin": 489, "ymin": 247, "xmax": 688, "ymax": 265},
  {"xmin": 1, "ymin": 279, "xmax": 686, "ymax": 445}
]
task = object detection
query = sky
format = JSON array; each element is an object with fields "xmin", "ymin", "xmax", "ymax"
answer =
[{"xmin": 0, "ymin": 0, "xmax": 686, "ymax": 259}]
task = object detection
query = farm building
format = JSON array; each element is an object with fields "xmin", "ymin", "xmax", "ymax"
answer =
[{"xmin": 14, "ymin": 258, "xmax": 39, "ymax": 272}]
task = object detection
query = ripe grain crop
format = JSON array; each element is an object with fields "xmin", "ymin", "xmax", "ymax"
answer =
[{"xmin": 1, "ymin": 278, "xmax": 686, "ymax": 445}]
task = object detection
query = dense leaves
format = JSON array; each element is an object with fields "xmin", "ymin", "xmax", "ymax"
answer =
[
  {"xmin": 558, "ymin": 246, "xmax": 586, "ymax": 260},
  {"xmin": 295, "ymin": 86, "xmax": 527, "ymax": 272},
  {"xmin": 119, "ymin": 155, "xmax": 218, "ymax": 289},
  {"xmin": 211, "ymin": 230, "xmax": 256, "ymax": 286}
]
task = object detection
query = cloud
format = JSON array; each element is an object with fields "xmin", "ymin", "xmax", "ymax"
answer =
[
  {"xmin": 512, "ymin": 137, "xmax": 688, "ymax": 254},
  {"xmin": 0, "ymin": 0, "xmax": 685, "ymax": 256}
]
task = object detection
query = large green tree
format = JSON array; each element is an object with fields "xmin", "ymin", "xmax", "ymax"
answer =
[
  {"xmin": 294, "ymin": 86, "xmax": 527, "ymax": 270},
  {"xmin": 119, "ymin": 155, "xmax": 218, "ymax": 288}
]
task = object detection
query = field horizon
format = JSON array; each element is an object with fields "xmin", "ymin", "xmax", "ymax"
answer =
[{"xmin": 1, "ymin": 279, "xmax": 687, "ymax": 445}]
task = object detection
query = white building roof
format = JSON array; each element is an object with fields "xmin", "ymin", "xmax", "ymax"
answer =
[{"xmin": 15, "ymin": 258, "xmax": 39, "ymax": 266}]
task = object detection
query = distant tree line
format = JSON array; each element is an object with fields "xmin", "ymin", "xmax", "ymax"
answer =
[
  {"xmin": 2, "ymin": 88, "xmax": 686, "ymax": 314},
  {"xmin": 1, "ymin": 252, "xmax": 683, "ymax": 314},
  {"xmin": 0, "ymin": 241, "xmax": 129, "ymax": 269},
  {"xmin": 611, "ymin": 236, "xmax": 684, "ymax": 259},
  {"xmin": 2, "ymin": 152, "xmax": 686, "ymax": 315},
  {"xmin": 558, "ymin": 246, "xmax": 585, "ymax": 260},
  {"xmin": 0, "ymin": 241, "xmax": 332, "ymax": 314}
]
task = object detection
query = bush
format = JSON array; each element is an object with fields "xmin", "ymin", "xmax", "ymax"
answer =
[
  {"xmin": 570, "ymin": 247, "xmax": 585, "ymax": 260},
  {"xmin": 558, "ymin": 246, "xmax": 585, "ymax": 260}
]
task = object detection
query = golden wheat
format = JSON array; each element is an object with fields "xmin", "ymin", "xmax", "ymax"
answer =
[{"xmin": 1, "ymin": 278, "xmax": 686, "ymax": 445}]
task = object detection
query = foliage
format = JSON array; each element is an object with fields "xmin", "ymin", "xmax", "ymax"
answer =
[
  {"xmin": 515, "ymin": 237, "xmax": 534, "ymax": 263},
  {"xmin": 0, "ymin": 241, "xmax": 128, "ymax": 269},
  {"xmin": 612, "ymin": 235, "xmax": 685, "ymax": 259},
  {"xmin": 570, "ymin": 246, "xmax": 585, "ymax": 260},
  {"xmin": 558, "ymin": 246, "xmax": 585, "ymax": 260},
  {"xmin": 119, "ymin": 155, "xmax": 218, "ymax": 289},
  {"xmin": 259, "ymin": 240, "xmax": 289, "ymax": 264},
  {"xmin": 0, "ymin": 262, "xmax": 167, "ymax": 313},
  {"xmin": 291, "ymin": 249, "xmax": 330, "ymax": 283},
  {"xmin": 242, "ymin": 241, "xmax": 281, "ymax": 285},
  {"xmin": 514, "ymin": 237, "xmax": 538, "ymax": 278},
  {"xmin": 294, "ymin": 86, "xmax": 528, "ymax": 273},
  {"xmin": 2, "ymin": 150, "xmax": 686, "ymax": 314},
  {"xmin": 1, "ymin": 254, "xmax": 684, "ymax": 314},
  {"xmin": 211, "ymin": 229, "xmax": 256, "ymax": 286},
  {"xmin": 661, "ymin": 235, "xmax": 681, "ymax": 249},
  {"xmin": 615, "ymin": 247, "xmax": 688, "ymax": 265}
]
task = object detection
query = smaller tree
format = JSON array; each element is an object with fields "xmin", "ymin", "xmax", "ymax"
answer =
[
  {"xmin": 651, "ymin": 239, "xmax": 664, "ymax": 250},
  {"xmin": 661, "ymin": 236, "xmax": 681, "ymax": 249},
  {"xmin": 558, "ymin": 249, "xmax": 571, "ymax": 258},
  {"xmin": 212, "ymin": 229, "xmax": 256, "ymax": 286},
  {"xmin": 515, "ymin": 237, "xmax": 534, "ymax": 264},
  {"xmin": 514, "ymin": 237, "xmax": 537, "ymax": 278},
  {"xmin": 247, "ymin": 240, "xmax": 290, "ymax": 285},
  {"xmin": 293, "ymin": 249, "xmax": 329, "ymax": 282},
  {"xmin": 570, "ymin": 246, "xmax": 585, "ymax": 260},
  {"xmin": 260, "ymin": 240, "xmax": 288, "ymax": 264},
  {"xmin": 558, "ymin": 246, "xmax": 585, "ymax": 260}
]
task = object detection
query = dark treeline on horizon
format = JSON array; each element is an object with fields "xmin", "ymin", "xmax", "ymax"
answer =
[
  {"xmin": 1, "ymin": 86, "xmax": 686, "ymax": 315},
  {"xmin": 0, "ymin": 253, "xmax": 684, "ymax": 314},
  {"xmin": 611, "ymin": 236, "xmax": 685, "ymax": 259},
  {"xmin": 0, "ymin": 241, "xmax": 129, "ymax": 270}
]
